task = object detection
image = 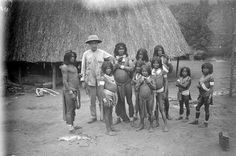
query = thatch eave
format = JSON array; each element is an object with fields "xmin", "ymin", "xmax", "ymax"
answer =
[{"xmin": 6, "ymin": 0, "xmax": 190, "ymax": 63}]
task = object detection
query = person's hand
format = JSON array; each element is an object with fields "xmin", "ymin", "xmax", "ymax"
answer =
[
  {"xmin": 76, "ymin": 103, "xmax": 81, "ymax": 109},
  {"xmin": 82, "ymin": 82, "xmax": 86, "ymax": 89},
  {"xmin": 163, "ymin": 92, "xmax": 167, "ymax": 99},
  {"xmin": 118, "ymin": 57, "xmax": 123, "ymax": 62},
  {"xmin": 115, "ymin": 63, "xmax": 120, "ymax": 69},
  {"xmin": 207, "ymin": 95, "xmax": 212, "ymax": 104},
  {"xmin": 103, "ymin": 98, "xmax": 110, "ymax": 107},
  {"xmin": 78, "ymin": 73, "xmax": 83, "ymax": 78},
  {"xmin": 70, "ymin": 88, "xmax": 77, "ymax": 92},
  {"xmin": 144, "ymin": 77, "xmax": 150, "ymax": 83}
]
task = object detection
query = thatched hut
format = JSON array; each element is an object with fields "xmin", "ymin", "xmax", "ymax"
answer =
[{"xmin": 5, "ymin": 0, "xmax": 190, "ymax": 89}]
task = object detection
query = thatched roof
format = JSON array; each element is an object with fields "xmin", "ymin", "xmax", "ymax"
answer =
[{"xmin": 6, "ymin": 0, "xmax": 190, "ymax": 62}]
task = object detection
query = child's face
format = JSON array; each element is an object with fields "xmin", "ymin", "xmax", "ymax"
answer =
[
  {"xmin": 157, "ymin": 48, "xmax": 163, "ymax": 56},
  {"xmin": 135, "ymin": 66, "xmax": 142, "ymax": 73},
  {"xmin": 142, "ymin": 68, "xmax": 149, "ymax": 77},
  {"xmin": 105, "ymin": 67, "xmax": 112, "ymax": 75},
  {"xmin": 138, "ymin": 52, "xmax": 143, "ymax": 60},
  {"xmin": 153, "ymin": 61, "xmax": 160, "ymax": 69},
  {"xmin": 70, "ymin": 56, "xmax": 75, "ymax": 63},
  {"xmin": 118, "ymin": 47, "xmax": 125, "ymax": 56},
  {"xmin": 202, "ymin": 67, "xmax": 209, "ymax": 75},
  {"xmin": 182, "ymin": 68, "xmax": 188, "ymax": 77}
]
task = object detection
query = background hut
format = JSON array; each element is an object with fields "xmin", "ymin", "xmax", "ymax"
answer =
[{"xmin": 5, "ymin": 0, "xmax": 190, "ymax": 89}]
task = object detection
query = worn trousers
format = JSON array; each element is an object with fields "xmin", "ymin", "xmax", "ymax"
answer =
[{"xmin": 88, "ymin": 85, "xmax": 102, "ymax": 119}]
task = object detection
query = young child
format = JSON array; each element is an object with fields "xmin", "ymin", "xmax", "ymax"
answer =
[
  {"xmin": 60, "ymin": 51, "xmax": 81, "ymax": 133},
  {"xmin": 136, "ymin": 64, "xmax": 156, "ymax": 132},
  {"xmin": 153, "ymin": 45, "xmax": 172, "ymax": 120},
  {"xmin": 132, "ymin": 60, "xmax": 145, "ymax": 122},
  {"xmin": 176, "ymin": 67, "xmax": 191, "ymax": 121},
  {"xmin": 151, "ymin": 57, "xmax": 168, "ymax": 132},
  {"xmin": 190, "ymin": 62, "xmax": 214, "ymax": 128},
  {"xmin": 113, "ymin": 43, "xmax": 135, "ymax": 124},
  {"xmin": 135, "ymin": 48, "xmax": 150, "ymax": 64},
  {"xmin": 99, "ymin": 61, "xmax": 118, "ymax": 136}
]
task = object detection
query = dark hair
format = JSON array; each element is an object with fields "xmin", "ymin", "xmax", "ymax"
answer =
[
  {"xmin": 153, "ymin": 45, "xmax": 165, "ymax": 57},
  {"xmin": 101, "ymin": 61, "xmax": 113, "ymax": 74},
  {"xmin": 136, "ymin": 48, "xmax": 149, "ymax": 62},
  {"xmin": 141, "ymin": 64, "xmax": 151, "ymax": 76},
  {"xmin": 179, "ymin": 67, "xmax": 191, "ymax": 77},
  {"xmin": 201, "ymin": 62, "xmax": 213, "ymax": 74},
  {"xmin": 114, "ymin": 42, "xmax": 128, "ymax": 57},
  {"xmin": 63, "ymin": 50, "xmax": 77, "ymax": 65},
  {"xmin": 151, "ymin": 56, "xmax": 162, "ymax": 69}
]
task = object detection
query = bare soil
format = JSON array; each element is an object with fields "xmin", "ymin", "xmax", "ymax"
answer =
[{"xmin": 4, "ymin": 61, "xmax": 236, "ymax": 156}]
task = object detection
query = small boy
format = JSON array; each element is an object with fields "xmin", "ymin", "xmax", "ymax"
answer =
[
  {"xmin": 189, "ymin": 62, "xmax": 214, "ymax": 128},
  {"xmin": 99, "ymin": 61, "xmax": 119, "ymax": 136}
]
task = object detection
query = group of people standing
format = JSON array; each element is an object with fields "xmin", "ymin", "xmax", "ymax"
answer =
[{"xmin": 60, "ymin": 35, "xmax": 214, "ymax": 136}]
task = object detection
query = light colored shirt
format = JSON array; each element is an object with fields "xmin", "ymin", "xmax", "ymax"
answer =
[{"xmin": 80, "ymin": 49, "xmax": 112, "ymax": 86}]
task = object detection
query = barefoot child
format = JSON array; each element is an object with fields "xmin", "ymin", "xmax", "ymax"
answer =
[
  {"xmin": 113, "ymin": 43, "xmax": 135, "ymax": 124},
  {"xmin": 153, "ymin": 45, "xmax": 173, "ymax": 120},
  {"xmin": 136, "ymin": 64, "xmax": 156, "ymax": 132},
  {"xmin": 135, "ymin": 48, "xmax": 150, "ymax": 65},
  {"xmin": 189, "ymin": 63, "xmax": 214, "ymax": 128},
  {"xmin": 176, "ymin": 67, "xmax": 191, "ymax": 121},
  {"xmin": 60, "ymin": 50, "xmax": 81, "ymax": 133},
  {"xmin": 99, "ymin": 61, "xmax": 118, "ymax": 135},
  {"xmin": 132, "ymin": 60, "xmax": 145, "ymax": 122},
  {"xmin": 151, "ymin": 57, "xmax": 168, "ymax": 132}
]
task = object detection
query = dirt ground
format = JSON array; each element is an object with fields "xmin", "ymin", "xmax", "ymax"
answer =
[{"xmin": 4, "ymin": 60, "xmax": 236, "ymax": 156}]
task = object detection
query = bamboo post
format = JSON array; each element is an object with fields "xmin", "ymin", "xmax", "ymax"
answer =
[
  {"xmin": 18, "ymin": 63, "xmax": 22, "ymax": 85},
  {"xmin": 52, "ymin": 63, "xmax": 56, "ymax": 90},
  {"xmin": 229, "ymin": 7, "xmax": 236, "ymax": 97},
  {"xmin": 176, "ymin": 57, "xmax": 180, "ymax": 77}
]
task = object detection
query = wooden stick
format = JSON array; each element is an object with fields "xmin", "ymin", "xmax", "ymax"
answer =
[
  {"xmin": 176, "ymin": 57, "xmax": 180, "ymax": 77},
  {"xmin": 52, "ymin": 63, "xmax": 56, "ymax": 90},
  {"xmin": 229, "ymin": 7, "xmax": 236, "ymax": 97},
  {"xmin": 18, "ymin": 63, "xmax": 22, "ymax": 85}
]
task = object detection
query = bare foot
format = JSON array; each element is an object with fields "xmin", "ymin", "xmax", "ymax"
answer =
[
  {"xmin": 105, "ymin": 131, "xmax": 117, "ymax": 136},
  {"xmin": 114, "ymin": 118, "xmax": 121, "ymax": 125},
  {"xmin": 136, "ymin": 125, "xmax": 144, "ymax": 131},
  {"xmin": 163, "ymin": 126, "xmax": 169, "ymax": 132},
  {"xmin": 74, "ymin": 126, "xmax": 82, "ymax": 130},
  {"xmin": 111, "ymin": 127, "xmax": 120, "ymax": 132},
  {"xmin": 148, "ymin": 125, "xmax": 154, "ymax": 132}
]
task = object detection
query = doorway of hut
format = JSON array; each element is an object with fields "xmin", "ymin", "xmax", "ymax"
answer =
[{"xmin": 5, "ymin": 61, "xmax": 82, "ymax": 90}]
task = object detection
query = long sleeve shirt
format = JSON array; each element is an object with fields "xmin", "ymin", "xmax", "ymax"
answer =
[{"xmin": 80, "ymin": 49, "xmax": 112, "ymax": 86}]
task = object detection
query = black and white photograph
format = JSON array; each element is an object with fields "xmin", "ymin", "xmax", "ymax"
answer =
[{"xmin": 1, "ymin": 0, "xmax": 236, "ymax": 155}]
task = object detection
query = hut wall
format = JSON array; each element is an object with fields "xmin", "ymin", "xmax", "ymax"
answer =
[{"xmin": 5, "ymin": 61, "xmax": 81, "ymax": 85}]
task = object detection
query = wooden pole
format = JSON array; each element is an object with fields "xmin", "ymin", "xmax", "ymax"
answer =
[
  {"xmin": 176, "ymin": 57, "xmax": 180, "ymax": 77},
  {"xmin": 52, "ymin": 63, "xmax": 56, "ymax": 90},
  {"xmin": 229, "ymin": 7, "xmax": 236, "ymax": 97},
  {"xmin": 18, "ymin": 63, "xmax": 22, "ymax": 85}
]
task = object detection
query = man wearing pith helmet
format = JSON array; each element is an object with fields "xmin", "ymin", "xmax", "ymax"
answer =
[{"xmin": 81, "ymin": 35, "xmax": 113, "ymax": 124}]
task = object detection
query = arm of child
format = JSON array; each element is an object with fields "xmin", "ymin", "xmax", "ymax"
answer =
[
  {"xmin": 98, "ymin": 78, "xmax": 109, "ymax": 106},
  {"xmin": 163, "ymin": 74, "xmax": 168, "ymax": 95},
  {"xmin": 208, "ymin": 77, "xmax": 214, "ymax": 96},
  {"xmin": 178, "ymin": 77, "xmax": 191, "ymax": 90},
  {"xmin": 121, "ymin": 59, "xmax": 134, "ymax": 72},
  {"xmin": 146, "ymin": 77, "xmax": 156, "ymax": 90}
]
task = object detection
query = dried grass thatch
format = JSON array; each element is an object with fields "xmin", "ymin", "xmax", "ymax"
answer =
[{"xmin": 6, "ymin": 0, "xmax": 190, "ymax": 62}]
